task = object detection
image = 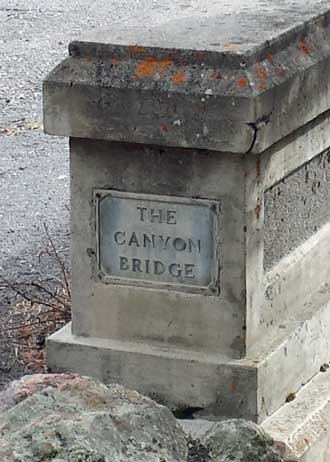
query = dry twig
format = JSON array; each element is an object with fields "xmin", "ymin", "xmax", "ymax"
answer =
[{"xmin": 0, "ymin": 226, "xmax": 71, "ymax": 373}]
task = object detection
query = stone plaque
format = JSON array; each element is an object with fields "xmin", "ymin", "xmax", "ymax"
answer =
[{"xmin": 96, "ymin": 190, "xmax": 220, "ymax": 294}]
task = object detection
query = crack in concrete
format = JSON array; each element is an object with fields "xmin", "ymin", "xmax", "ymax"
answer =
[{"xmin": 246, "ymin": 112, "xmax": 273, "ymax": 154}]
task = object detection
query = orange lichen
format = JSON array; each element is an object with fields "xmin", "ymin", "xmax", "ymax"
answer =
[
  {"xmin": 257, "ymin": 63, "xmax": 267, "ymax": 79},
  {"xmin": 135, "ymin": 58, "xmax": 173, "ymax": 79},
  {"xmin": 238, "ymin": 77, "xmax": 248, "ymax": 88},
  {"xmin": 173, "ymin": 68, "xmax": 186, "ymax": 84},
  {"xmin": 299, "ymin": 39, "xmax": 311, "ymax": 56},
  {"xmin": 136, "ymin": 58, "xmax": 158, "ymax": 78},
  {"xmin": 159, "ymin": 60, "xmax": 172, "ymax": 69}
]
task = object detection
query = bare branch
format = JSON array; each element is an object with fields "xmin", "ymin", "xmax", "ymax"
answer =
[
  {"xmin": 0, "ymin": 319, "xmax": 64, "ymax": 334},
  {"xmin": 43, "ymin": 223, "xmax": 71, "ymax": 299},
  {"xmin": 0, "ymin": 277, "xmax": 68, "ymax": 314},
  {"xmin": 30, "ymin": 282, "xmax": 70, "ymax": 309}
]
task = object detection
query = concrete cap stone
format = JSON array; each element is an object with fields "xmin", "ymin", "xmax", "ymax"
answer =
[{"xmin": 43, "ymin": 0, "xmax": 330, "ymax": 154}]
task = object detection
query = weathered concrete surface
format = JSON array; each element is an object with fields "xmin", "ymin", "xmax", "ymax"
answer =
[
  {"xmin": 259, "ymin": 112, "xmax": 330, "ymax": 327},
  {"xmin": 47, "ymin": 280, "xmax": 330, "ymax": 424},
  {"xmin": 0, "ymin": 373, "xmax": 187, "ymax": 462},
  {"xmin": 264, "ymin": 147, "xmax": 330, "ymax": 271},
  {"xmin": 47, "ymin": 323, "xmax": 259, "ymax": 421},
  {"xmin": 262, "ymin": 369, "xmax": 330, "ymax": 462},
  {"xmin": 69, "ymin": 139, "xmax": 246, "ymax": 359},
  {"xmin": 46, "ymin": 123, "xmax": 330, "ymax": 423},
  {"xmin": 262, "ymin": 110, "xmax": 330, "ymax": 190},
  {"xmin": 44, "ymin": 0, "xmax": 330, "ymax": 153}
]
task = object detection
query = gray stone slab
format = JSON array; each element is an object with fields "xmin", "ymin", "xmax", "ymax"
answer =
[{"xmin": 44, "ymin": 1, "xmax": 330, "ymax": 153}]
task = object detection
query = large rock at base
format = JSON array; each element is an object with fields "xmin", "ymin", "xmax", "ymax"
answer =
[
  {"xmin": 184, "ymin": 419, "xmax": 284, "ymax": 462},
  {"xmin": 0, "ymin": 374, "xmax": 187, "ymax": 462},
  {"xmin": 0, "ymin": 374, "xmax": 284, "ymax": 462}
]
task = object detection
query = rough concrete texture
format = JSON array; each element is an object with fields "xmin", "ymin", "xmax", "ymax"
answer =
[
  {"xmin": 46, "ymin": 279, "xmax": 330, "ymax": 424},
  {"xmin": 44, "ymin": 1, "xmax": 330, "ymax": 153},
  {"xmin": 264, "ymin": 148, "xmax": 330, "ymax": 271},
  {"xmin": 0, "ymin": 374, "xmax": 187, "ymax": 462},
  {"xmin": 262, "ymin": 110, "xmax": 330, "ymax": 191},
  {"xmin": 69, "ymin": 138, "xmax": 246, "ymax": 359},
  {"xmin": 47, "ymin": 323, "xmax": 260, "ymax": 422}
]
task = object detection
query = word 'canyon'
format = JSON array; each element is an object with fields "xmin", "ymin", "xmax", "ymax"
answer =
[{"xmin": 114, "ymin": 206, "xmax": 201, "ymax": 280}]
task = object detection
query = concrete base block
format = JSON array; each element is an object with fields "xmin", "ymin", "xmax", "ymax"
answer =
[
  {"xmin": 46, "ymin": 322, "xmax": 259, "ymax": 420},
  {"xmin": 47, "ymin": 286, "xmax": 330, "ymax": 423}
]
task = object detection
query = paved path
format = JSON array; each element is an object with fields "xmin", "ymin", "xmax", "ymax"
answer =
[{"xmin": 0, "ymin": 0, "xmax": 175, "ymax": 283}]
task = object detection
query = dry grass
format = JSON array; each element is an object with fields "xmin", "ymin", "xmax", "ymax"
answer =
[{"xmin": 0, "ymin": 224, "xmax": 71, "ymax": 373}]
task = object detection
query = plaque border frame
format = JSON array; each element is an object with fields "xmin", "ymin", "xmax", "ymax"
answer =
[{"xmin": 94, "ymin": 189, "xmax": 221, "ymax": 296}]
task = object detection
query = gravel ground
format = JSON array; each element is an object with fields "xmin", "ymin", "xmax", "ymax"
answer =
[
  {"xmin": 0, "ymin": 0, "xmax": 187, "ymax": 387},
  {"xmin": 0, "ymin": 0, "xmax": 191, "ymax": 275}
]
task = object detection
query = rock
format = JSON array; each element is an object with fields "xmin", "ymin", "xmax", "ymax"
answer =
[
  {"xmin": 186, "ymin": 419, "xmax": 284, "ymax": 462},
  {"xmin": 0, "ymin": 374, "xmax": 187, "ymax": 462},
  {"xmin": 0, "ymin": 375, "xmax": 284, "ymax": 462}
]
